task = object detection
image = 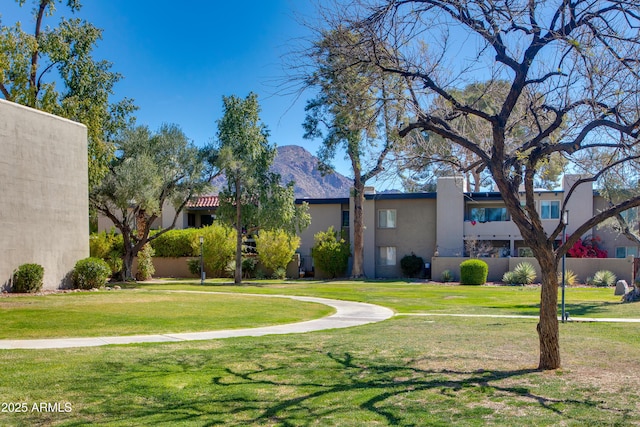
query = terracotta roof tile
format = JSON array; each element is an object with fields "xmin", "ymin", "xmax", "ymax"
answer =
[{"xmin": 187, "ymin": 195, "xmax": 219, "ymax": 208}]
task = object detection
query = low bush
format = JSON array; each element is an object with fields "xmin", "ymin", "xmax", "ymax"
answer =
[
  {"xmin": 588, "ymin": 270, "xmax": 617, "ymax": 287},
  {"xmin": 441, "ymin": 269, "xmax": 454, "ymax": 282},
  {"xmin": 502, "ymin": 262, "xmax": 537, "ymax": 285},
  {"xmin": 187, "ymin": 258, "xmax": 202, "ymax": 276},
  {"xmin": 460, "ymin": 259, "xmax": 488, "ymax": 285},
  {"xmin": 12, "ymin": 263, "xmax": 44, "ymax": 293},
  {"xmin": 73, "ymin": 257, "xmax": 111, "ymax": 290},
  {"xmin": 272, "ymin": 267, "xmax": 287, "ymax": 280},
  {"xmin": 242, "ymin": 256, "xmax": 258, "ymax": 278},
  {"xmin": 400, "ymin": 253, "xmax": 424, "ymax": 278}
]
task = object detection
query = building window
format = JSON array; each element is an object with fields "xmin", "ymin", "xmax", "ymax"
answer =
[
  {"xmin": 518, "ymin": 247, "xmax": 534, "ymax": 257},
  {"xmin": 616, "ymin": 246, "xmax": 638, "ymax": 258},
  {"xmin": 469, "ymin": 207, "xmax": 509, "ymax": 222},
  {"xmin": 378, "ymin": 246, "xmax": 396, "ymax": 266},
  {"xmin": 540, "ymin": 200, "xmax": 560, "ymax": 219},
  {"xmin": 378, "ymin": 209, "xmax": 396, "ymax": 228},
  {"xmin": 187, "ymin": 213, "xmax": 196, "ymax": 228},
  {"xmin": 342, "ymin": 210, "xmax": 350, "ymax": 227}
]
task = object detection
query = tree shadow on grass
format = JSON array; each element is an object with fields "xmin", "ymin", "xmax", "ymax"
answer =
[{"xmin": 71, "ymin": 347, "xmax": 635, "ymax": 426}]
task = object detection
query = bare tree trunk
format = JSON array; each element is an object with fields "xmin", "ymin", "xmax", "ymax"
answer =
[
  {"xmin": 351, "ymin": 182, "xmax": 365, "ymax": 278},
  {"xmin": 536, "ymin": 251, "xmax": 561, "ymax": 370},
  {"xmin": 234, "ymin": 180, "xmax": 243, "ymax": 284}
]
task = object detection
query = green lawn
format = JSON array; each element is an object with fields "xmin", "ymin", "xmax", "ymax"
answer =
[
  {"xmin": 139, "ymin": 280, "xmax": 633, "ymax": 318},
  {"xmin": 0, "ymin": 290, "xmax": 333, "ymax": 338},
  {"xmin": 0, "ymin": 281, "xmax": 638, "ymax": 426}
]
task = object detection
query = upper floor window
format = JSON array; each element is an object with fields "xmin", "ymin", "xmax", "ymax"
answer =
[
  {"xmin": 378, "ymin": 209, "xmax": 396, "ymax": 228},
  {"xmin": 469, "ymin": 207, "xmax": 509, "ymax": 222},
  {"xmin": 540, "ymin": 200, "xmax": 560, "ymax": 219}
]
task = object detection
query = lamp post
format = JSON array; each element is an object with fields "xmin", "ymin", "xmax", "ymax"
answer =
[
  {"xmin": 561, "ymin": 210, "xmax": 569, "ymax": 323},
  {"xmin": 199, "ymin": 236, "xmax": 205, "ymax": 285}
]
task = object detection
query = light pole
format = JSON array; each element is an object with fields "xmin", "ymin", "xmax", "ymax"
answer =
[
  {"xmin": 199, "ymin": 235, "xmax": 205, "ymax": 285},
  {"xmin": 561, "ymin": 210, "xmax": 569, "ymax": 323}
]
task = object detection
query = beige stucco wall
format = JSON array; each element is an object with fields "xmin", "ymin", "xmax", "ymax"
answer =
[
  {"xmin": 373, "ymin": 198, "xmax": 437, "ymax": 278},
  {"xmin": 0, "ymin": 99, "xmax": 88, "ymax": 290},
  {"xmin": 437, "ymin": 177, "xmax": 466, "ymax": 256}
]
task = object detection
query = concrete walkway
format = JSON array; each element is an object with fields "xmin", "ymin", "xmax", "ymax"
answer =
[
  {"xmin": 0, "ymin": 293, "xmax": 395, "ymax": 350},
  {"xmin": 397, "ymin": 313, "xmax": 640, "ymax": 323}
]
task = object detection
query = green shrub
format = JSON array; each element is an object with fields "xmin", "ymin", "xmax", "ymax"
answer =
[
  {"xmin": 151, "ymin": 229, "xmax": 197, "ymax": 257},
  {"xmin": 106, "ymin": 250, "xmax": 123, "ymax": 278},
  {"xmin": 441, "ymin": 269, "xmax": 454, "ymax": 282},
  {"xmin": 460, "ymin": 259, "xmax": 488, "ymax": 285},
  {"xmin": 589, "ymin": 270, "xmax": 616, "ymax": 287},
  {"xmin": 89, "ymin": 230, "xmax": 123, "ymax": 258},
  {"xmin": 242, "ymin": 256, "xmax": 258, "ymax": 278},
  {"xmin": 194, "ymin": 225, "xmax": 236, "ymax": 278},
  {"xmin": 136, "ymin": 243, "xmax": 155, "ymax": 281},
  {"xmin": 502, "ymin": 271, "xmax": 517, "ymax": 285},
  {"xmin": 255, "ymin": 229, "xmax": 300, "ymax": 274},
  {"xmin": 503, "ymin": 262, "xmax": 536, "ymax": 285},
  {"xmin": 187, "ymin": 258, "xmax": 202, "ymax": 276},
  {"xmin": 400, "ymin": 253, "xmax": 424, "ymax": 277},
  {"xmin": 12, "ymin": 263, "xmax": 44, "ymax": 293},
  {"xmin": 312, "ymin": 226, "xmax": 350, "ymax": 279},
  {"xmin": 272, "ymin": 267, "xmax": 287, "ymax": 280},
  {"xmin": 73, "ymin": 257, "xmax": 111, "ymax": 290}
]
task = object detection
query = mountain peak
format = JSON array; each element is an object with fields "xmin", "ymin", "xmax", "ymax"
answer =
[{"xmin": 274, "ymin": 145, "xmax": 351, "ymax": 198}]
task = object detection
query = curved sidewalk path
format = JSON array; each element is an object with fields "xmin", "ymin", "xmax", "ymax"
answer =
[{"xmin": 0, "ymin": 293, "xmax": 394, "ymax": 350}]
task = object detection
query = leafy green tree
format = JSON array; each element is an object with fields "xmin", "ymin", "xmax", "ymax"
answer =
[
  {"xmin": 311, "ymin": 226, "xmax": 350, "ymax": 279},
  {"xmin": 303, "ymin": 27, "xmax": 405, "ymax": 278},
  {"xmin": 192, "ymin": 224, "xmax": 236, "ymax": 278},
  {"xmin": 214, "ymin": 92, "xmax": 310, "ymax": 284},
  {"xmin": 318, "ymin": 0, "xmax": 640, "ymax": 370},
  {"xmin": 90, "ymin": 124, "xmax": 210, "ymax": 280},
  {"xmin": 0, "ymin": 0, "xmax": 136, "ymax": 189},
  {"xmin": 255, "ymin": 229, "xmax": 301, "ymax": 275}
]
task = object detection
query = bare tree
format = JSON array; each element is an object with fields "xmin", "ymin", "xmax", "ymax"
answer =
[{"xmin": 317, "ymin": 0, "xmax": 640, "ymax": 370}]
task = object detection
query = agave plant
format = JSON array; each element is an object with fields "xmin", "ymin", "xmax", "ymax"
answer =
[
  {"xmin": 513, "ymin": 262, "xmax": 537, "ymax": 285},
  {"xmin": 589, "ymin": 270, "xmax": 617, "ymax": 287},
  {"xmin": 557, "ymin": 270, "xmax": 578, "ymax": 286}
]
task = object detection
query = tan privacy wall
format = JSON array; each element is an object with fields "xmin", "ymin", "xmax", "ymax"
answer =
[
  {"xmin": 432, "ymin": 256, "xmax": 634, "ymax": 284},
  {"xmin": 0, "ymin": 99, "xmax": 88, "ymax": 290}
]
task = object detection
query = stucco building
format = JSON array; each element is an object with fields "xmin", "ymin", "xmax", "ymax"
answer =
[{"xmin": 1, "ymin": 99, "xmax": 89, "ymax": 290}]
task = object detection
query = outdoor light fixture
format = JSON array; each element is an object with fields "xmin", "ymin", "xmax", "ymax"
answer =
[
  {"xmin": 199, "ymin": 236, "xmax": 205, "ymax": 285},
  {"xmin": 561, "ymin": 210, "xmax": 569, "ymax": 323}
]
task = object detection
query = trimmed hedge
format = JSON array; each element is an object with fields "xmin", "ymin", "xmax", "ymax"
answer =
[
  {"xmin": 12, "ymin": 263, "xmax": 44, "ymax": 293},
  {"xmin": 150, "ymin": 229, "xmax": 198, "ymax": 257},
  {"xmin": 400, "ymin": 253, "xmax": 424, "ymax": 277},
  {"xmin": 73, "ymin": 257, "xmax": 111, "ymax": 290},
  {"xmin": 460, "ymin": 259, "xmax": 488, "ymax": 285}
]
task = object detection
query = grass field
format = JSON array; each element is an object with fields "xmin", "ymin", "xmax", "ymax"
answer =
[{"xmin": 0, "ymin": 280, "xmax": 638, "ymax": 426}]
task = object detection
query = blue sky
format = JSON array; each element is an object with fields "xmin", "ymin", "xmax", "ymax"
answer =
[{"xmin": 1, "ymin": 0, "xmax": 356, "ymax": 177}]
